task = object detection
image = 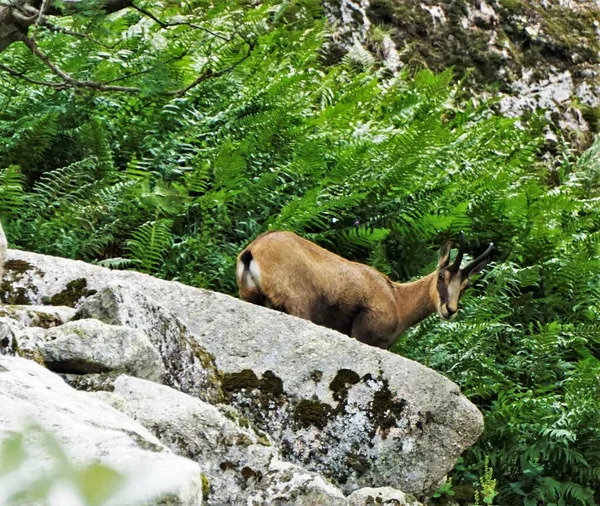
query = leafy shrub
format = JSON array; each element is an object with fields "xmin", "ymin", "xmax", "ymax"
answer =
[{"xmin": 0, "ymin": 426, "xmax": 190, "ymax": 506}]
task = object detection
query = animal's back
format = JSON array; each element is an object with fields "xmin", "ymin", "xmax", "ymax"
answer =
[
  {"xmin": 236, "ymin": 231, "xmax": 396, "ymax": 335},
  {"xmin": 239, "ymin": 231, "xmax": 362, "ymax": 299}
]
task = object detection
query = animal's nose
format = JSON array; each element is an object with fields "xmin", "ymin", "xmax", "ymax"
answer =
[{"xmin": 446, "ymin": 307, "xmax": 457, "ymax": 316}]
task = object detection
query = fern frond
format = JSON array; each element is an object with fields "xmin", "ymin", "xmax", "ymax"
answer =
[
  {"xmin": 126, "ymin": 220, "xmax": 173, "ymax": 273},
  {"xmin": 0, "ymin": 165, "xmax": 26, "ymax": 216}
]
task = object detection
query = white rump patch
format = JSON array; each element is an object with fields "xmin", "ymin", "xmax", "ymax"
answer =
[
  {"xmin": 247, "ymin": 259, "xmax": 262, "ymax": 289},
  {"xmin": 237, "ymin": 258, "xmax": 262, "ymax": 290},
  {"xmin": 236, "ymin": 260, "xmax": 245, "ymax": 283}
]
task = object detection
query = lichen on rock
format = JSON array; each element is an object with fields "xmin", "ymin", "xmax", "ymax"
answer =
[
  {"xmin": 75, "ymin": 283, "xmax": 223, "ymax": 404},
  {"xmin": 91, "ymin": 375, "xmax": 278, "ymax": 506},
  {"xmin": 48, "ymin": 278, "xmax": 96, "ymax": 307},
  {"xmin": 0, "ymin": 259, "xmax": 40, "ymax": 305}
]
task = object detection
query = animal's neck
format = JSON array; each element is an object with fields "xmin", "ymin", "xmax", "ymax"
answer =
[{"xmin": 393, "ymin": 272, "xmax": 437, "ymax": 332}]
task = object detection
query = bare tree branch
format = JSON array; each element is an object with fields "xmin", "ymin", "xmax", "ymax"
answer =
[
  {"xmin": 41, "ymin": 0, "xmax": 133, "ymax": 17},
  {"xmin": 0, "ymin": 0, "xmax": 133, "ymax": 53},
  {"xmin": 0, "ymin": 60, "xmax": 65, "ymax": 87},
  {"xmin": 131, "ymin": 3, "xmax": 229, "ymax": 41},
  {"xmin": 31, "ymin": 0, "xmax": 49, "ymax": 44},
  {"xmin": 0, "ymin": 0, "xmax": 254, "ymax": 95},
  {"xmin": 10, "ymin": 34, "xmax": 255, "ymax": 95},
  {"xmin": 101, "ymin": 52, "xmax": 189, "ymax": 84},
  {"xmin": 170, "ymin": 38, "xmax": 255, "ymax": 97}
]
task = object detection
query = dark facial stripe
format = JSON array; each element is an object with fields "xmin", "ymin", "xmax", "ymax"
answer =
[{"xmin": 437, "ymin": 276, "xmax": 448, "ymax": 304}]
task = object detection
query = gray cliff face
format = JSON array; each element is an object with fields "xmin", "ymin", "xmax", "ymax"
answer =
[
  {"xmin": 0, "ymin": 247, "xmax": 484, "ymax": 504},
  {"xmin": 326, "ymin": 0, "xmax": 600, "ymax": 151}
]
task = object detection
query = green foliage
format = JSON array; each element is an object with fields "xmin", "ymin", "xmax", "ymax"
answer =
[
  {"xmin": 127, "ymin": 219, "xmax": 173, "ymax": 273},
  {"xmin": 474, "ymin": 457, "xmax": 498, "ymax": 505},
  {"xmin": 1, "ymin": 1, "xmax": 600, "ymax": 505},
  {"xmin": 0, "ymin": 425, "xmax": 210, "ymax": 505},
  {"xmin": 400, "ymin": 138, "xmax": 600, "ymax": 505},
  {"xmin": 433, "ymin": 477, "xmax": 455, "ymax": 500},
  {"xmin": 0, "ymin": 426, "xmax": 149, "ymax": 506}
]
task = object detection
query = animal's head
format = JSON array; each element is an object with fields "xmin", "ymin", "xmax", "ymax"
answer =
[{"xmin": 432, "ymin": 232, "xmax": 493, "ymax": 321}]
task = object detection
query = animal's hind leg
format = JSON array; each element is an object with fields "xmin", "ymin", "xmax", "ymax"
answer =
[
  {"xmin": 280, "ymin": 299, "xmax": 312, "ymax": 321},
  {"xmin": 350, "ymin": 309, "xmax": 395, "ymax": 349}
]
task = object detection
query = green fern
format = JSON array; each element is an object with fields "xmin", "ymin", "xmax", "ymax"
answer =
[
  {"xmin": 127, "ymin": 220, "xmax": 173, "ymax": 273},
  {"xmin": 0, "ymin": 165, "xmax": 26, "ymax": 216}
]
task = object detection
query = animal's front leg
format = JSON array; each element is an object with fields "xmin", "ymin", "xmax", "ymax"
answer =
[{"xmin": 350, "ymin": 309, "xmax": 395, "ymax": 349}]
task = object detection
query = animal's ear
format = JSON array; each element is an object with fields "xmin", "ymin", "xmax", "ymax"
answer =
[{"xmin": 438, "ymin": 241, "xmax": 454, "ymax": 269}]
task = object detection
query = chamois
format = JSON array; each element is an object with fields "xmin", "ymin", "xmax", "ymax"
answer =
[
  {"xmin": 237, "ymin": 231, "xmax": 493, "ymax": 349},
  {"xmin": 0, "ymin": 221, "xmax": 6, "ymax": 284}
]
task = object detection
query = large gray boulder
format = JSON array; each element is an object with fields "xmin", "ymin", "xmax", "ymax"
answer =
[
  {"xmin": 93, "ymin": 375, "xmax": 351, "ymax": 506},
  {"xmin": 40, "ymin": 319, "xmax": 166, "ymax": 382},
  {"xmin": 1, "ymin": 249, "xmax": 484, "ymax": 498},
  {"xmin": 76, "ymin": 281, "xmax": 222, "ymax": 404},
  {"xmin": 0, "ymin": 355, "xmax": 205, "ymax": 505}
]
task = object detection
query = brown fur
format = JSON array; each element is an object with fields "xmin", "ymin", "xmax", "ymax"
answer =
[{"xmin": 237, "ymin": 231, "xmax": 491, "ymax": 349}]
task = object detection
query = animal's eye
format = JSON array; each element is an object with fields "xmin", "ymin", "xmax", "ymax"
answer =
[{"xmin": 438, "ymin": 272, "xmax": 444, "ymax": 280}]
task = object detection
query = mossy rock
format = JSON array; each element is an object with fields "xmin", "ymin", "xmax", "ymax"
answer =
[
  {"xmin": 222, "ymin": 369, "xmax": 285, "ymax": 398},
  {"xmin": 370, "ymin": 378, "xmax": 407, "ymax": 432},
  {"xmin": 293, "ymin": 399, "xmax": 331, "ymax": 430},
  {"xmin": 367, "ymin": 0, "xmax": 600, "ymax": 88},
  {"xmin": 222, "ymin": 369, "xmax": 260, "ymax": 392},
  {"xmin": 329, "ymin": 368, "xmax": 360, "ymax": 402},
  {"xmin": 201, "ymin": 473, "xmax": 210, "ymax": 500},
  {"xmin": 48, "ymin": 279, "xmax": 97, "ymax": 308},
  {"xmin": 4, "ymin": 260, "xmax": 33, "ymax": 274}
]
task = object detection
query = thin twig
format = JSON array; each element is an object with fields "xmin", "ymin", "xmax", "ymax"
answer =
[
  {"xmin": 101, "ymin": 52, "xmax": 189, "ymax": 84},
  {"xmin": 21, "ymin": 36, "xmax": 145, "ymax": 92},
  {"xmin": 131, "ymin": 3, "xmax": 230, "ymax": 41},
  {"xmin": 168, "ymin": 38, "xmax": 255, "ymax": 97},
  {"xmin": 40, "ymin": 20, "xmax": 119, "ymax": 49},
  {"xmin": 31, "ymin": 0, "xmax": 50, "ymax": 45},
  {"xmin": 0, "ymin": 62, "xmax": 66, "ymax": 88}
]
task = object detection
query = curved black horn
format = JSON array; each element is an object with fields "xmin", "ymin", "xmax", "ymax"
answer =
[
  {"xmin": 450, "ymin": 231, "xmax": 466, "ymax": 270},
  {"xmin": 462, "ymin": 242, "xmax": 494, "ymax": 275}
]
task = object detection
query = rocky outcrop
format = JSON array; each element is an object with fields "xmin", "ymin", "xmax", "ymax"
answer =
[
  {"xmin": 0, "ymin": 354, "xmax": 422, "ymax": 505},
  {"xmin": 347, "ymin": 487, "xmax": 423, "ymax": 505},
  {"xmin": 93, "ymin": 375, "xmax": 351, "ymax": 505},
  {"xmin": 41, "ymin": 319, "xmax": 166, "ymax": 382},
  {"xmin": 326, "ymin": 0, "xmax": 600, "ymax": 151},
  {"xmin": 73, "ymin": 282, "xmax": 481, "ymax": 496},
  {"xmin": 0, "ymin": 247, "xmax": 484, "ymax": 503},
  {"xmin": 0, "ymin": 355, "xmax": 205, "ymax": 505}
]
